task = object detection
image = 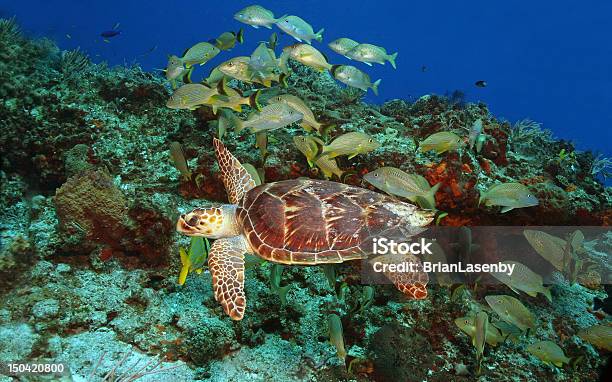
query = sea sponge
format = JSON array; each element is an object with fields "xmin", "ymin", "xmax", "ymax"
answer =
[{"xmin": 54, "ymin": 169, "xmax": 130, "ymax": 247}]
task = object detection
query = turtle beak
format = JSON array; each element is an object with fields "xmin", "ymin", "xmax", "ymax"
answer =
[{"xmin": 177, "ymin": 213, "xmax": 198, "ymax": 234}]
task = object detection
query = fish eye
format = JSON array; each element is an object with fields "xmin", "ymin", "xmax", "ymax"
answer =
[
  {"xmin": 368, "ymin": 139, "xmax": 373, "ymax": 143},
  {"xmin": 285, "ymin": 20, "xmax": 289, "ymax": 23}
]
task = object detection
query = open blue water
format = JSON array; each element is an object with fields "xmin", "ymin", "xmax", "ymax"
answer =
[{"xmin": 5, "ymin": 0, "xmax": 611, "ymax": 159}]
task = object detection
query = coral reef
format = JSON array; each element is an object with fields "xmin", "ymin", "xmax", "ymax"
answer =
[{"xmin": 0, "ymin": 18, "xmax": 609, "ymax": 382}]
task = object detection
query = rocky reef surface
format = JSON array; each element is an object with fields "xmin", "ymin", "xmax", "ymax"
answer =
[{"xmin": 0, "ymin": 18, "xmax": 610, "ymax": 381}]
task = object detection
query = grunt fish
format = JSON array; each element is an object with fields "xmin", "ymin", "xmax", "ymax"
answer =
[
  {"xmin": 319, "ymin": 132, "xmax": 380, "ymax": 160},
  {"xmin": 235, "ymin": 103, "xmax": 303, "ymax": 133},
  {"xmin": 330, "ymin": 65, "xmax": 380, "ymax": 95},
  {"xmin": 293, "ymin": 136, "xmax": 343, "ymax": 179},
  {"xmin": 181, "ymin": 42, "xmax": 220, "ymax": 67},
  {"xmin": 166, "ymin": 83, "xmax": 217, "ymax": 110},
  {"xmin": 328, "ymin": 313, "xmax": 347, "ymax": 361},
  {"xmin": 578, "ymin": 324, "xmax": 612, "ymax": 351},
  {"xmin": 523, "ymin": 230, "xmax": 567, "ymax": 271},
  {"xmin": 276, "ymin": 15, "xmax": 324, "ymax": 44},
  {"xmin": 206, "ymin": 91, "xmax": 261, "ymax": 114},
  {"xmin": 234, "ymin": 5, "xmax": 277, "ymax": 29},
  {"xmin": 210, "ymin": 29, "xmax": 244, "ymax": 51},
  {"xmin": 474, "ymin": 311, "xmax": 489, "ymax": 363},
  {"xmin": 219, "ymin": 56, "xmax": 285, "ymax": 87},
  {"xmin": 479, "ymin": 182, "xmax": 539, "ymax": 213},
  {"xmin": 490, "ymin": 260, "xmax": 552, "ymax": 302},
  {"xmin": 283, "ymin": 43, "xmax": 332, "ymax": 72},
  {"xmin": 203, "ymin": 65, "xmax": 226, "ymax": 86},
  {"xmin": 485, "ymin": 295, "xmax": 536, "ymax": 332},
  {"xmin": 164, "ymin": 55, "xmax": 192, "ymax": 89},
  {"xmin": 455, "ymin": 315, "xmax": 504, "ymax": 347},
  {"xmin": 346, "ymin": 43, "xmax": 397, "ymax": 68},
  {"xmin": 249, "ymin": 42, "xmax": 280, "ymax": 82},
  {"xmin": 328, "ymin": 37, "xmax": 359, "ymax": 58},
  {"xmin": 169, "ymin": 141, "xmax": 191, "ymax": 180},
  {"xmin": 178, "ymin": 237, "xmax": 210, "ymax": 285},
  {"xmin": 363, "ymin": 167, "xmax": 440, "ymax": 209},
  {"xmin": 497, "ymin": 262, "xmax": 551, "ymax": 300},
  {"xmin": 268, "ymin": 32, "xmax": 278, "ymax": 50},
  {"xmin": 218, "ymin": 56, "xmax": 252, "ymax": 82},
  {"xmin": 468, "ymin": 118, "xmax": 483, "ymax": 149},
  {"xmin": 527, "ymin": 341, "xmax": 570, "ymax": 367},
  {"xmin": 419, "ymin": 131, "xmax": 463, "ymax": 154},
  {"xmin": 268, "ymin": 94, "xmax": 322, "ymax": 132}
]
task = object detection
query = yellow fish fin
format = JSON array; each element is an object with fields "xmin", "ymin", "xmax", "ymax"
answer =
[
  {"xmin": 300, "ymin": 122, "xmax": 314, "ymax": 132},
  {"xmin": 178, "ymin": 247, "xmax": 191, "ymax": 286}
]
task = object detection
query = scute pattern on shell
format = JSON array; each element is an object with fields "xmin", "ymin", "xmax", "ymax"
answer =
[{"xmin": 238, "ymin": 178, "xmax": 428, "ymax": 264}]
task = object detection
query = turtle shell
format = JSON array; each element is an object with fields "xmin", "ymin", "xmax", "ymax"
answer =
[{"xmin": 237, "ymin": 178, "xmax": 430, "ymax": 265}]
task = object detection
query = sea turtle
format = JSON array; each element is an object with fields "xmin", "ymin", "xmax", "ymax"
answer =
[{"xmin": 176, "ymin": 138, "xmax": 433, "ymax": 320}]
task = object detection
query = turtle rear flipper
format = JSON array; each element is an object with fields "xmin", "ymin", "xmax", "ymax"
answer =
[
  {"xmin": 213, "ymin": 138, "xmax": 257, "ymax": 204},
  {"xmin": 375, "ymin": 253, "xmax": 429, "ymax": 299},
  {"xmin": 208, "ymin": 236, "xmax": 249, "ymax": 320}
]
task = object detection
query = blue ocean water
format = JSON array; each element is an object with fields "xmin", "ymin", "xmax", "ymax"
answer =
[{"xmin": 4, "ymin": 0, "xmax": 611, "ymax": 159}]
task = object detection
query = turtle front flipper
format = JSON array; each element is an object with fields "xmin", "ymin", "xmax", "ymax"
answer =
[
  {"xmin": 208, "ymin": 236, "xmax": 249, "ymax": 320},
  {"xmin": 213, "ymin": 138, "xmax": 257, "ymax": 204}
]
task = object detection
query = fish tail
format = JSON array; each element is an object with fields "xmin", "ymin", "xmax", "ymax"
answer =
[
  {"xmin": 422, "ymin": 182, "xmax": 441, "ymax": 209},
  {"xmin": 329, "ymin": 64, "xmax": 340, "ymax": 77},
  {"xmin": 315, "ymin": 28, "xmax": 324, "ymax": 43},
  {"xmin": 279, "ymin": 72, "xmax": 289, "ymax": 88},
  {"xmin": 178, "ymin": 248, "xmax": 191, "ymax": 286},
  {"xmin": 388, "ymin": 52, "xmax": 398, "ymax": 69},
  {"xmin": 542, "ymin": 286, "xmax": 553, "ymax": 303},
  {"xmin": 478, "ymin": 191, "xmax": 485, "ymax": 207},
  {"xmin": 320, "ymin": 123, "xmax": 336, "ymax": 138},
  {"xmin": 236, "ymin": 28, "xmax": 244, "ymax": 44},
  {"xmin": 182, "ymin": 66, "xmax": 194, "ymax": 84},
  {"xmin": 216, "ymin": 76, "xmax": 229, "ymax": 95},
  {"xmin": 371, "ymin": 79, "xmax": 381, "ymax": 96},
  {"xmin": 249, "ymin": 90, "xmax": 262, "ymax": 111},
  {"xmin": 278, "ymin": 285, "xmax": 291, "ymax": 305},
  {"xmin": 300, "ymin": 122, "xmax": 314, "ymax": 132},
  {"xmin": 234, "ymin": 117, "xmax": 245, "ymax": 133}
]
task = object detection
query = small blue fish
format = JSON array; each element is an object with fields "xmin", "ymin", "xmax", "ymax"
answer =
[{"xmin": 100, "ymin": 30, "xmax": 121, "ymax": 38}]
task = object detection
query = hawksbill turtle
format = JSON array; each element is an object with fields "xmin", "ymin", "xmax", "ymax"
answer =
[{"xmin": 176, "ymin": 138, "xmax": 433, "ymax": 320}]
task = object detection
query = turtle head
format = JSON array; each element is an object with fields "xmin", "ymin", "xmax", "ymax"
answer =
[{"xmin": 177, "ymin": 204, "xmax": 239, "ymax": 239}]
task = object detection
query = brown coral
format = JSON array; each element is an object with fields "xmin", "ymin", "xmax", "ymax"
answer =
[{"xmin": 54, "ymin": 168, "xmax": 130, "ymax": 248}]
